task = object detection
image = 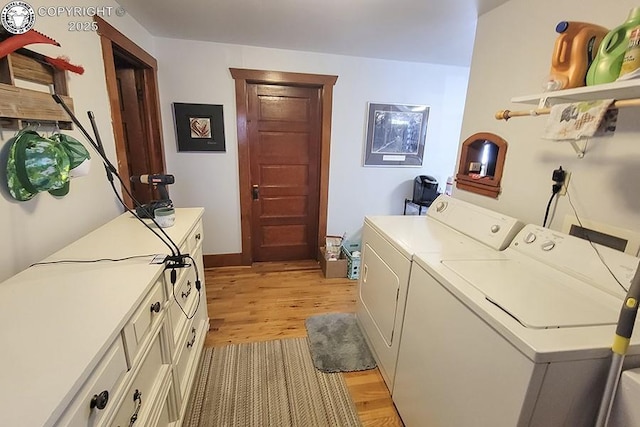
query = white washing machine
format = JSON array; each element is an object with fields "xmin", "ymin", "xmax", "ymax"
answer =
[
  {"xmin": 393, "ymin": 224, "xmax": 640, "ymax": 426},
  {"xmin": 609, "ymin": 368, "xmax": 640, "ymax": 426},
  {"xmin": 356, "ymin": 195, "xmax": 523, "ymax": 392}
]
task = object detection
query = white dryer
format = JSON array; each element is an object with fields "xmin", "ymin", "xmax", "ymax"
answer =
[
  {"xmin": 356, "ymin": 195, "xmax": 523, "ymax": 392},
  {"xmin": 609, "ymin": 368, "xmax": 640, "ymax": 426},
  {"xmin": 393, "ymin": 224, "xmax": 640, "ymax": 426}
]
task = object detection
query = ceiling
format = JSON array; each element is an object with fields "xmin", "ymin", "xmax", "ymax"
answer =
[{"xmin": 115, "ymin": 0, "xmax": 510, "ymax": 66}]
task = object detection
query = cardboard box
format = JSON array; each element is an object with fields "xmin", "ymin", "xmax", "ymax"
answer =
[{"xmin": 318, "ymin": 246, "xmax": 347, "ymax": 278}]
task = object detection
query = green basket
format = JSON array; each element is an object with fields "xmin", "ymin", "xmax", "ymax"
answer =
[{"xmin": 341, "ymin": 241, "xmax": 361, "ymax": 280}]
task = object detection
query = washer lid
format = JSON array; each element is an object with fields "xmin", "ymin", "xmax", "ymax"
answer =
[{"xmin": 442, "ymin": 259, "xmax": 621, "ymax": 329}]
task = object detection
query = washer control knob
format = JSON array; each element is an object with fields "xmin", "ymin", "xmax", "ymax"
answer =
[
  {"xmin": 524, "ymin": 232, "xmax": 537, "ymax": 244},
  {"xmin": 491, "ymin": 224, "xmax": 501, "ymax": 233},
  {"xmin": 435, "ymin": 201, "xmax": 447, "ymax": 212},
  {"xmin": 541, "ymin": 241, "xmax": 556, "ymax": 251}
]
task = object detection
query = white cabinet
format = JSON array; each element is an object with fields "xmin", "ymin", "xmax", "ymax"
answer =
[
  {"xmin": 166, "ymin": 229, "xmax": 209, "ymax": 422},
  {"xmin": 0, "ymin": 208, "xmax": 208, "ymax": 427}
]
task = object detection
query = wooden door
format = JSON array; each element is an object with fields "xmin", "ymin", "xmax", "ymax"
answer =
[
  {"xmin": 115, "ymin": 68, "xmax": 152, "ymax": 203},
  {"xmin": 247, "ymin": 83, "xmax": 321, "ymax": 261},
  {"xmin": 97, "ymin": 16, "xmax": 167, "ymax": 211}
]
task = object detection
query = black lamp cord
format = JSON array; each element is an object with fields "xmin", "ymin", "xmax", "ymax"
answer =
[
  {"xmin": 542, "ymin": 183, "xmax": 561, "ymax": 228},
  {"xmin": 543, "ymin": 166, "xmax": 566, "ymax": 228},
  {"xmin": 543, "ymin": 168, "xmax": 626, "ymax": 292},
  {"xmin": 52, "ymin": 94, "xmax": 201, "ymax": 318},
  {"xmin": 566, "ymin": 189, "xmax": 627, "ymax": 293},
  {"xmin": 169, "ymin": 254, "xmax": 201, "ymax": 320}
]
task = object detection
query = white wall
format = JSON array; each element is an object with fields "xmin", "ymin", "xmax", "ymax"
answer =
[
  {"xmin": 0, "ymin": 2, "xmax": 470, "ymax": 277},
  {"xmin": 155, "ymin": 40, "xmax": 469, "ymax": 253},
  {"xmin": 456, "ymin": 0, "xmax": 640, "ymax": 237},
  {"xmin": 0, "ymin": 0, "xmax": 154, "ymax": 282}
]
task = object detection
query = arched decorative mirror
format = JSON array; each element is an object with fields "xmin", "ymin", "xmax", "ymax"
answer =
[{"xmin": 455, "ymin": 132, "xmax": 507, "ymax": 198}]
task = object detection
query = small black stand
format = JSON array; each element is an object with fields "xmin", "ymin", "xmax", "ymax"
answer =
[{"xmin": 403, "ymin": 198, "xmax": 434, "ymax": 215}]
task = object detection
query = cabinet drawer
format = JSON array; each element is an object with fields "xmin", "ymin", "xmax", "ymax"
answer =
[
  {"xmin": 55, "ymin": 337, "xmax": 127, "ymax": 427},
  {"xmin": 157, "ymin": 396, "xmax": 171, "ymax": 426},
  {"xmin": 122, "ymin": 278, "xmax": 166, "ymax": 365},
  {"xmin": 162, "ymin": 221, "xmax": 202, "ymax": 299},
  {"xmin": 153, "ymin": 375, "xmax": 176, "ymax": 426},
  {"xmin": 168, "ymin": 264, "xmax": 199, "ymax": 350},
  {"xmin": 176, "ymin": 305, "xmax": 207, "ymax": 400},
  {"xmin": 187, "ymin": 221, "xmax": 203, "ymax": 254},
  {"xmin": 109, "ymin": 330, "xmax": 168, "ymax": 427}
]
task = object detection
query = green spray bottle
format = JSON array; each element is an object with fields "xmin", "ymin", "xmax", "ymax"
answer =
[{"xmin": 586, "ymin": 7, "xmax": 640, "ymax": 85}]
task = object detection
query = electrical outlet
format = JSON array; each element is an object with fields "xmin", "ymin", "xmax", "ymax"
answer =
[
  {"xmin": 558, "ymin": 171, "xmax": 571, "ymax": 196},
  {"xmin": 552, "ymin": 167, "xmax": 566, "ymax": 183}
]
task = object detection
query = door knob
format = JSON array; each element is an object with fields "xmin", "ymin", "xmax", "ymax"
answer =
[{"xmin": 252, "ymin": 185, "xmax": 259, "ymax": 200}]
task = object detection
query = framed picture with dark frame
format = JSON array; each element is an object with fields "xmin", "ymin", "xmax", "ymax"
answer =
[
  {"xmin": 363, "ymin": 102, "xmax": 429, "ymax": 167},
  {"xmin": 173, "ymin": 102, "xmax": 226, "ymax": 152}
]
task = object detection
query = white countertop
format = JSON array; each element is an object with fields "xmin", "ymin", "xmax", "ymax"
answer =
[{"xmin": 0, "ymin": 208, "xmax": 203, "ymax": 427}]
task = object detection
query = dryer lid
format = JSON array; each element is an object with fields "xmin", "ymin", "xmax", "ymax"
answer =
[{"xmin": 442, "ymin": 259, "xmax": 621, "ymax": 329}]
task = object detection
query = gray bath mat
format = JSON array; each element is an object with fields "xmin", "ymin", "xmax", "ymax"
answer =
[{"xmin": 304, "ymin": 312, "xmax": 377, "ymax": 373}]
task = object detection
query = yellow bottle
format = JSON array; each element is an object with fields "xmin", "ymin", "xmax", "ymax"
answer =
[
  {"xmin": 548, "ymin": 21, "xmax": 609, "ymax": 89},
  {"xmin": 619, "ymin": 25, "xmax": 640, "ymax": 77}
]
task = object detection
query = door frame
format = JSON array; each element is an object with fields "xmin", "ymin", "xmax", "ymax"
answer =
[
  {"xmin": 230, "ymin": 68, "xmax": 338, "ymax": 265},
  {"xmin": 95, "ymin": 16, "xmax": 166, "ymax": 207}
]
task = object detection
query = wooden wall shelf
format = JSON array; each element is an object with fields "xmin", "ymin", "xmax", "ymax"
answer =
[
  {"xmin": 511, "ymin": 79, "xmax": 640, "ymax": 105},
  {"xmin": 0, "ymin": 51, "xmax": 74, "ymax": 129},
  {"xmin": 0, "ymin": 83, "xmax": 73, "ymax": 127}
]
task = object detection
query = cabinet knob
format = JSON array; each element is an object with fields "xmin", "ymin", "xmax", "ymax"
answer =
[
  {"xmin": 89, "ymin": 390, "xmax": 109, "ymax": 410},
  {"xmin": 195, "ymin": 233, "xmax": 201, "ymax": 240},
  {"xmin": 150, "ymin": 301, "xmax": 161, "ymax": 313}
]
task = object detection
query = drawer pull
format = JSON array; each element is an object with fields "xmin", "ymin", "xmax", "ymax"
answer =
[
  {"xmin": 128, "ymin": 389, "xmax": 142, "ymax": 427},
  {"xmin": 186, "ymin": 327, "xmax": 197, "ymax": 348},
  {"xmin": 181, "ymin": 281, "xmax": 192, "ymax": 299},
  {"xmin": 89, "ymin": 390, "xmax": 109, "ymax": 410},
  {"xmin": 150, "ymin": 301, "xmax": 161, "ymax": 313},
  {"xmin": 195, "ymin": 233, "xmax": 201, "ymax": 241}
]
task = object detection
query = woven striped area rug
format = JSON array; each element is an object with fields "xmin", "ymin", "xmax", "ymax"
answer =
[{"xmin": 182, "ymin": 338, "xmax": 362, "ymax": 427}]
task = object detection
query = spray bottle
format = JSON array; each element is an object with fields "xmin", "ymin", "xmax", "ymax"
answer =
[
  {"xmin": 444, "ymin": 176, "xmax": 454, "ymax": 196},
  {"xmin": 587, "ymin": 7, "xmax": 640, "ymax": 85},
  {"xmin": 547, "ymin": 21, "xmax": 609, "ymax": 90}
]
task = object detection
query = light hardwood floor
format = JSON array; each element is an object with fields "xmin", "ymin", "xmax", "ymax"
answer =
[{"xmin": 203, "ymin": 260, "xmax": 404, "ymax": 427}]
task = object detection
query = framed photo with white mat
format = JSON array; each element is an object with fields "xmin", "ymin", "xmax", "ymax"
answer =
[{"xmin": 363, "ymin": 102, "xmax": 429, "ymax": 167}]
